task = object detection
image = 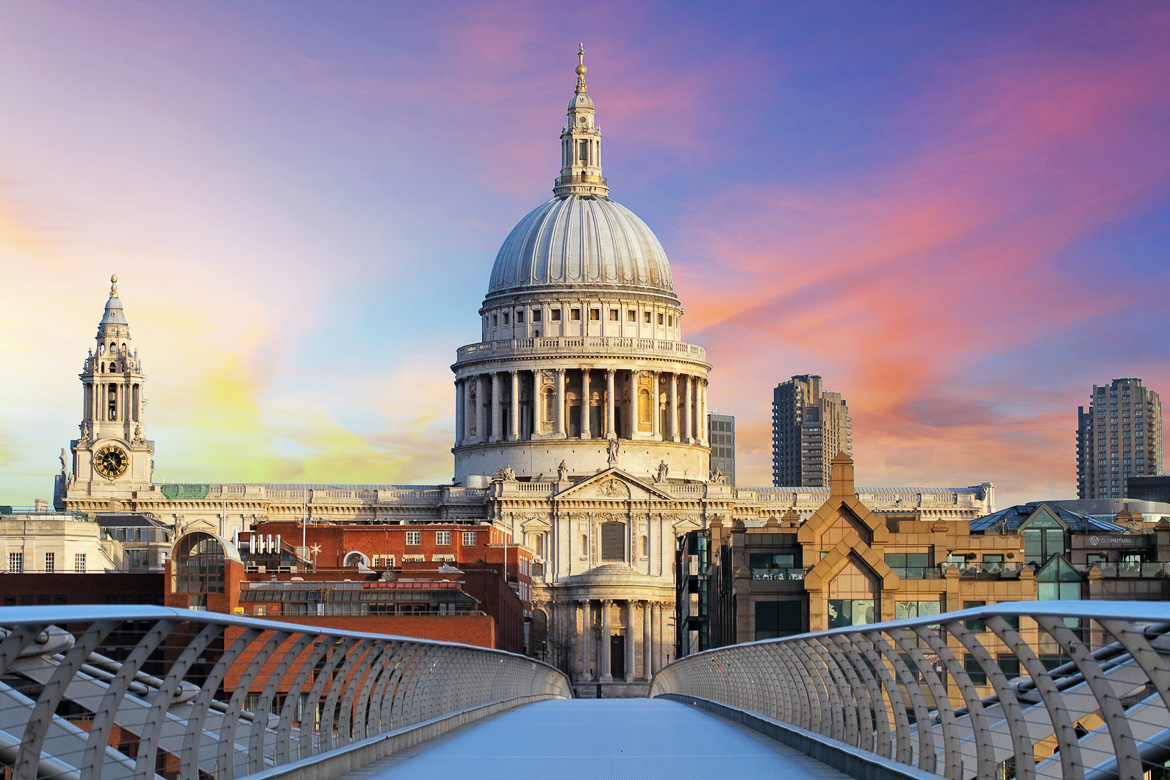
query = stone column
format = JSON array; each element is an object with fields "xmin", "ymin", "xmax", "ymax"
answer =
[
  {"xmin": 579, "ymin": 600, "xmax": 591, "ymax": 682},
  {"xmin": 600, "ymin": 599, "xmax": 613, "ymax": 682},
  {"xmin": 454, "ymin": 379, "xmax": 465, "ymax": 446},
  {"xmin": 474, "ymin": 375, "xmax": 486, "ymax": 444},
  {"xmin": 628, "ymin": 370, "xmax": 638, "ymax": 438},
  {"xmin": 490, "ymin": 372, "xmax": 502, "ymax": 443},
  {"xmin": 683, "ymin": 375, "xmax": 693, "ymax": 444},
  {"xmin": 605, "ymin": 369, "xmax": 616, "ymax": 438},
  {"xmin": 533, "ymin": 371, "xmax": 541, "ymax": 436},
  {"xmin": 669, "ymin": 374, "xmax": 679, "ymax": 442},
  {"xmin": 699, "ymin": 380, "xmax": 707, "ymax": 445},
  {"xmin": 581, "ymin": 368, "xmax": 591, "ymax": 439},
  {"xmin": 555, "ymin": 369, "xmax": 567, "ymax": 438},
  {"xmin": 509, "ymin": 371, "xmax": 520, "ymax": 441},
  {"xmin": 650, "ymin": 602, "xmax": 658, "ymax": 674},
  {"xmin": 624, "ymin": 601, "xmax": 635, "ymax": 682},
  {"xmin": 650, "ymin": 372, "xmax": 660, "ymax": 440},
  {"xmin": 642, "ymin": 600, "xmax": 652, "ymax": 680}
]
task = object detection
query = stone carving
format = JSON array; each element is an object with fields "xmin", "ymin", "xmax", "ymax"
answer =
[
  {"xmin": 132, "ymin": 423, "xmax": 146, "ymax": 445},
  {"xmin": 557, "ymin": 460, "xmax": 568, "ymax": 482},
  {"xmin": 59, "ymin": 448, "xmax": 68, "ymax": 475},
  {"xmin": 599, "ymin": 479, "xmax": 628, "ymax": 498},
  {"xmin": 501, "ymin": 465, "xmax": 516, "ymax": 481},
  {"xmin": 709, "ymin": 466, "xmax": 726, "ymax": 484},
  {"xmin": 655, "ymin": 460, "xmax": 669, "ymax": 483},
  {"xmin": 79, "ymin": 422, "xmax": 90, "ymax": 445},
  {"xmin": 606, "ymin": 436, "xmax": 619, "ymax": 467}
]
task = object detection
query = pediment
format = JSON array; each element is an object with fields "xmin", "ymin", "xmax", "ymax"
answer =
[{"xmin": 553, "ymin": 468, "xmax": 673, "ymax": 501}]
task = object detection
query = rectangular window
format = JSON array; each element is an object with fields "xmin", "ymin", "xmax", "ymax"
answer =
[
  {"xmin": 589, "ymin": 309, "xmax": 600, "ymax": 321},
  {"xmin": 405, "ymin": 531, "xmax": 421, "ymax": 546},
  {"xmin": 533, "ymin": 310, "xmax": 542, "ymax": 323},
  {"xmin": 894, "ymin": 600, "xmax": 940, "ymax": 620},
  {"xmin": 644, "ymin": 311, "xmax": 652, "ymax": 324},
  {"xmin": 627, "ymin": 310, "xmax": 636, "ymax": 322},
  {"xmin": 549, "ymin": 310, "xmax": 560, "ymax": 322},
  {"xmin": 75, "ymin": 553, "xmax": 86, "ymax": 573},
  {"xmin": 755, "ymin": 601, "xmax": 802, "ymax": 640},
  {"xmin": 8, "ymin": 552, "xmax": 22, "ymax": 574},
  {"xmin": 609, "ymin": 309, "xmax": 619, "ymax": 321},
  {"xmin": 964, "ymin": 654, "xmax": 987, "ymax": 685},
  {"xmin": 462, "ymin": 531, "xmax": 477, "ymax": 546},
  {"xmin": 668, "ymin": 315, "xmax": 673, "ymax": 327},
  {"xmin": 827, "ymin": 599, "xmax": 874, "ymax": 628},
  {"xmin": 571, "ymin": 309, "xmax": 581, "ymax": 321},
  {"xmin": 436, "ymin": 531, "xmax": 451, "ymax": 545},
  {"xmin": 502, "ymin": 312, "xmax": 509, "ymax": 324},
  {"xmin": 44, "ymin": 552, "xmax": 54, "ymax": 574},
  {"xmin": 516, "ymin": 311, "xmax": 524, "ymax": 323},
  {"xmin": 657, "ymin": 313, "xmax": 664, "ymax": 325},
  {"xmin": 997, "ymin": 654, "xmax": 1021, "ymax": 679},
  {"xmin": 963, "ymin": 600, "xmax": 986, "ymax": 631}
]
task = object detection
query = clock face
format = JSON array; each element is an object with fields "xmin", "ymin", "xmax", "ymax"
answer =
[{"xmin": 94, "ymin": 445, "xmax": 128, "ymax": 479}]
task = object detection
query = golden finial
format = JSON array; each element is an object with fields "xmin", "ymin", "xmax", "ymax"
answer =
[
  {"xmin": 110, "ymin": 274, "xmax": 118, "ymax": 296},
  {"xmin": 575, "ymin": 43, "xmax": 587, "ymax": 90}
]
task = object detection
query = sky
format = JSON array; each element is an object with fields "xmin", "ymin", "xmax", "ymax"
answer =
[{"xmin": 2, "ymin": 1, "xmax": 1168, "ymax": 508}]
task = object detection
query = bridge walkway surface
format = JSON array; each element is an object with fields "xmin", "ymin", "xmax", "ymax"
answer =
[{"xmin": 337, "ymin": 698, "xmax": 853, "ymax": 779}]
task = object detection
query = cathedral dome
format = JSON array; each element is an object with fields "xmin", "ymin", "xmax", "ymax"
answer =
[{"xmin": 486, "ymin": 194, "xmax": 676, "ymax": 299}]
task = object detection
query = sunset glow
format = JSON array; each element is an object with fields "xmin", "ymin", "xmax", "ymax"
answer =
[{"xmin": 2, "ymin": 2, "xmax": 1168, "ymax": 506}]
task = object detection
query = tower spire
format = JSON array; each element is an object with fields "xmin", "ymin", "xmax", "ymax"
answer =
[
  {"xmin": 575, "ymin": 43, "xmax": 587, "ymax": 91},
  {"xmin": 554, "ymin": 45, "xmax": 608, "ymax": 197}
]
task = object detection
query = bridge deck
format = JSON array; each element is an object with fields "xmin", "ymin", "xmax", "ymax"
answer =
[{"xmin": 343, "ymin": 698, "xmax": 852, "ymax": 779}]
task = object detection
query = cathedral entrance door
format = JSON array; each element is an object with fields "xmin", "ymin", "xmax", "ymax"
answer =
[{"xmin": 610, "ymin": 635, "xmax": 625, "ymax": 679}]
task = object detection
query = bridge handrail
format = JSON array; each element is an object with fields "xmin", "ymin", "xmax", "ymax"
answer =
[
  {"xmin": 0, "ymin": 606, "xmax": 571, "ymax": 780},
  {"xmin": 651, "ymin": 601, "xmax": 1170, "ymax": 780}
]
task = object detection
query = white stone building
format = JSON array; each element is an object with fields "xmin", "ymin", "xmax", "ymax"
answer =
[{"xmin": 56, "ymin": 50, "xmax": 995, "ymax": 696}]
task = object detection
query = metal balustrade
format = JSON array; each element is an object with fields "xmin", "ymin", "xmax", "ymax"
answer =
[
  {"xmin": 0, "ymin": 606, "xmax": 570, "ymax": 780},
  {"xmin": 651, "ymin": 601, "xmax": 1170, "ymax": 780}
]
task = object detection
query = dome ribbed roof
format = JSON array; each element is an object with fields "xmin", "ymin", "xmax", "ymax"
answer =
[{"xmin": 486, "ymin": 195, "xmax": 676, "ymax": 299}]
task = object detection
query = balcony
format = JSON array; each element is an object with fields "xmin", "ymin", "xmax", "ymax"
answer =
[{"xmin": 456, "ymin": 336, "xmax": 707, "ymax": 364}]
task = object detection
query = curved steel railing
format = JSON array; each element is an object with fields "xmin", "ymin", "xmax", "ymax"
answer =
[
  {"xmin": 651, "ymin": 601, "xmax": 1170, "ymax": 780},
  {"xmin": 0, "ymin": 606, "xmax": 570, "ymax": 780}
]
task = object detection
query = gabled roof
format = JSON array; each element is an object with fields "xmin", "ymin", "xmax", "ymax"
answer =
[
  {"xmin": 970, "ymin": 502, "xmax": 1126, "ymax": 533},
  {"xmin": 552, "ymin": 468, "xmax": 675, "ymax": 501}
]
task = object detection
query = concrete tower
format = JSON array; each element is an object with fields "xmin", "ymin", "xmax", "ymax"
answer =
[
  {"xmin": 452, "ymin": 47, "xmax": 711, "ymax": 486},
  {"xmin": 1077, "ymin": 378, "xmax": 1163, "ymax": 499},
  {"xmin": 772, "ymin": 374, "xmax": 852, "ymax": 487}
]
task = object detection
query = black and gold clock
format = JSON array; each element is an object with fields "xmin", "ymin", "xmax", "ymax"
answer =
[{"xmin": 94, "ymin": 444, "xmax": 129, "ymax": 479}]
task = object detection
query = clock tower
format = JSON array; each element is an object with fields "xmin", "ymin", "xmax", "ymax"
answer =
[{"xmin": 58, "ymin": 275, "xmax": 155, "ymax": 509}]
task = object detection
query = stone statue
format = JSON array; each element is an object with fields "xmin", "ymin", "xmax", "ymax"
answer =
[
  {"xmin": 709, "ymin": 466, "xmax": 726, "ymax": 485},
  {"xmin": 557, "ymin": 460, "xmax": 568, "ymax": 482},
  {"xmin": 502, "ymin": 465, "xmax": 516, "ymax": 481},
  {"xmin": 59, "ymin": 448, "xmax": 68, "ymax": 475},
  {"xmin": 606, "ymin": 436, "xmax": 619, "ymax": 467},
  {"xmin": 655, "ymin": 460, "xmax": 669, "ymax": 483},
  {"xmin": 80, "ymin": 422, "xmax": 90, "ymax": 443}
]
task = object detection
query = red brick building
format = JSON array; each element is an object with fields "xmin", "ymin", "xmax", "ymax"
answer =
[{"xmin": 164, "ymin": 524, "xmax": 531, "ymax": 654}]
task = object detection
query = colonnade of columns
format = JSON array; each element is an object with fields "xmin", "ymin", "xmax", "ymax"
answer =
[
  {"xmin": 454, "ymin": 367, "xmax": 708, "ymax": 448},
  {"xmin": 570, "ymin": 598, "xmax": 672, "ymax": 685}
]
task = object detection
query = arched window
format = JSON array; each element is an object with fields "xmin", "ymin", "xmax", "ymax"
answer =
[
  {"xmin": 176, "ymin": 532, "xmax": 226, "ymax": 595},
  {"xmin": 580, "ymin": 534, "xmax": 588, "ymax": 556},
  {"xmin": 641, "ymin": 535, "xmax": 648, "ymax": 557},
  {"xmin": 638, "ymin": 388, "xmax": 651, "ymax": 424},
  {"xmin": 343, "ymin": 551, "xmax": 369, "ymax": 568},
  {"xmin": 541, "ymin": 387, "xmax": 555, "ymax": 431}
]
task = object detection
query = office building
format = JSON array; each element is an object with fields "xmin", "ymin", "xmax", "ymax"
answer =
[
  {"xmin": 772, "ymin": 375, "xmax": 852, "ymax": 487},
  {"xmin": 707, "ymin": 412, "xmax": 735, "ymax": 485}
]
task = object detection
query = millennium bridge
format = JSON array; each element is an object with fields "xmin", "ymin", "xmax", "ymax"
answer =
[{"xmin": 3, "ymin": 603, "xmax": 1170, "ymax": 779}]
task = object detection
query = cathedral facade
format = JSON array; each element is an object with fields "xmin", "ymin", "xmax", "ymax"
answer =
[{"xmin": 57, "ymin": 52, "xmax": 995, "ymax": 697}]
